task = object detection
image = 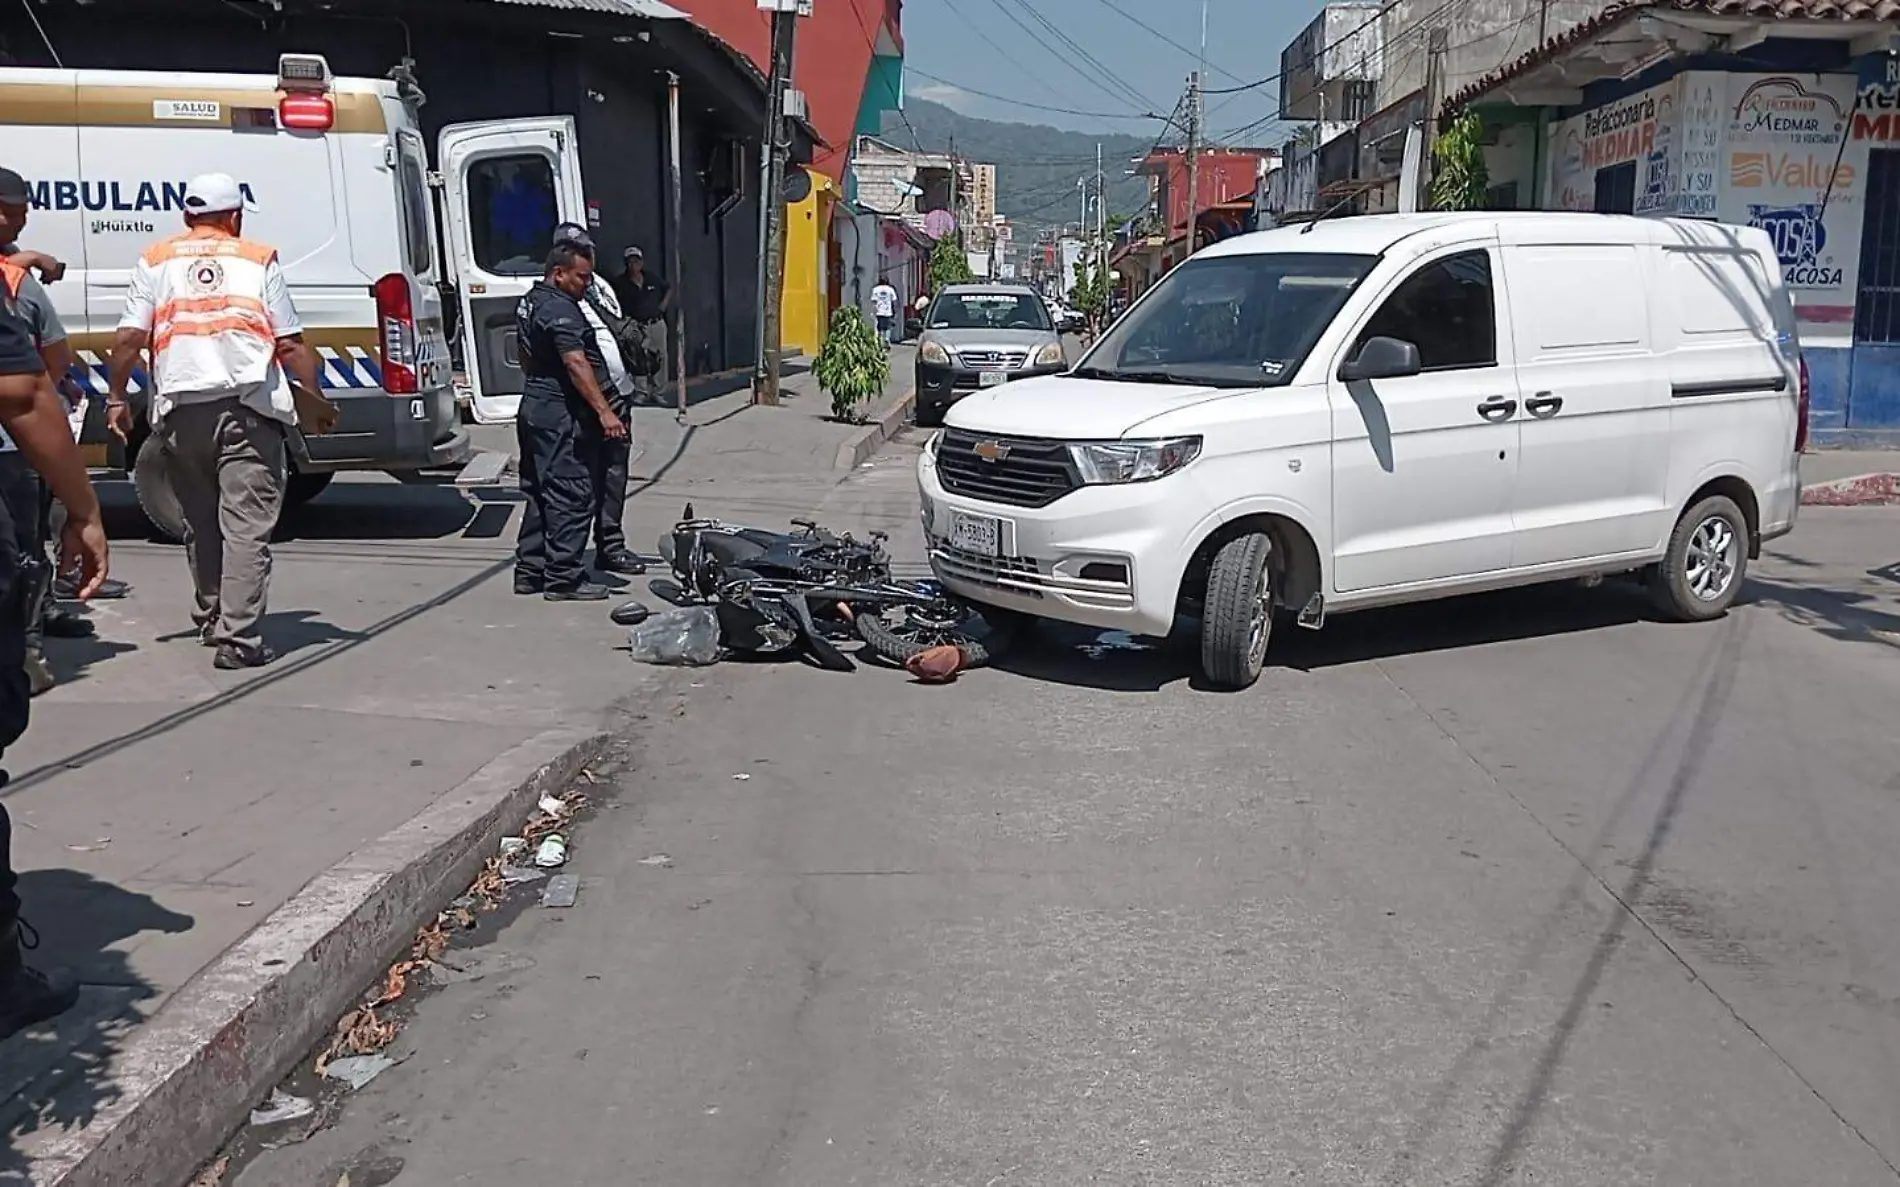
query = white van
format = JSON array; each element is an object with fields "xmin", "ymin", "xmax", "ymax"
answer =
[
  {"xmin": 0, "ymin": 53, "xmax": 592, "ymax": 529},
  {"xmin": 919, "ymin": 212, "xmax": 1806, "ymax": 690}
]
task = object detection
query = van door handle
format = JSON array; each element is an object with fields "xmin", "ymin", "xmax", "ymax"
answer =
[
  {"xmin": 1476, "ymin": 397, "xmax": 1518, "ymax": 421},
  {"xmin": 1524, "ymin": 392, "xmax": 1564, "ymax": 418}
]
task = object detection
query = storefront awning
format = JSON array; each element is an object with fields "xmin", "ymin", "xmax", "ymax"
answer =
[{"xmin": 1446, "ymin": 0, "xmax": 1900, "ymax": 117}]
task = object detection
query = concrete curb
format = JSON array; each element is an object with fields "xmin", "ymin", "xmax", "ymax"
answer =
[
  {"xmin": 834, "ymin": 387, "xmax": 917, "ymax": 472},
  {"xmin": 19, "ymin": 727, "xmax": 613, "ymax": 1187},
  {"xmin": 1801, "ymin": 472, "xmax": 1900, "ymax": 506}
]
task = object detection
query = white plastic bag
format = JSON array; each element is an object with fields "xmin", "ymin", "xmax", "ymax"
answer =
[{"xmin": 626, "ymin": 605, "xmax": 721, "ymax": 666}]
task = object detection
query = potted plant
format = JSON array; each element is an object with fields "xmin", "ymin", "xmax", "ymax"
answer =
[{"xmin": 813, "ymin": 305, "xmax": 890, "ymax": 423}]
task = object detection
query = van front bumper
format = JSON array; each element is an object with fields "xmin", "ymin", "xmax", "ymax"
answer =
[
  {"xmin": 915, "ymin": 360, "xmax": 1066, "ymax": 417},
  {"xmin": 917, "ymin": 451, "xmax": 1189, "ymax": 637}
]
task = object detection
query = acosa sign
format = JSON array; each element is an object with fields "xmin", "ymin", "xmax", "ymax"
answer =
[{"xmin": 1747, "ymin": 204, "xmax": 1842, "ymax": 289}]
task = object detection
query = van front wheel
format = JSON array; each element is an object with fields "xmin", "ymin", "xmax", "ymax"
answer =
[
  {"xmin": 1650, "ymin": 494, "xmax": 1748, "ymax": 621},
  {"xmin": 1199, "ymin": 531, "xmax": 1274, "ymax": 691}
]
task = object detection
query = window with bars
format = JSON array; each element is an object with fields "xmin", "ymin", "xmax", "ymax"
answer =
[{"xmin": 1856, "ymin": 149, "xmax": 1900, "ymax": 345}]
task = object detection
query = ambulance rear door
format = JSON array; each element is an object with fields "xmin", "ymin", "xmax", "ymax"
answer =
[{"xmin": 438, "ymin": 116, "xmax": 587, "ymax": 425}]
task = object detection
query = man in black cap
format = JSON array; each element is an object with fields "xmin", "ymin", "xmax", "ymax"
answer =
[
  {"xmin": 610, "ymin": 246, "xmax": 672, "ymax": 408},
  {"xmin": 551, "ymin": 225, "xmax": 644, "ymax": 576},
  {"xmin": 512, "ymin": 243, "xmax": 627, "ymax": 602}
]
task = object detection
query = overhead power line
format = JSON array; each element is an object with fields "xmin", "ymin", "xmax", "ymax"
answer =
[{"xmin": 980, "ymin": 0, "xmax": 1150, "ymax": 114}]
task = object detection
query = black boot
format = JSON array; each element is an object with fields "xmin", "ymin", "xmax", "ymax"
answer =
[{"xmin": 0, "ymin": 918, "xmax": 80, "ymax": 1041}]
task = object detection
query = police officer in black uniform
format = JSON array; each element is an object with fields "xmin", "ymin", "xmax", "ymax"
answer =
[
  {"xmin": 0, "ymin": 280, "xmax": 110, "ymax": 1040},
  {"xmin": 512, "ymin": 243, "xmax": 628, "ymax": 602}
]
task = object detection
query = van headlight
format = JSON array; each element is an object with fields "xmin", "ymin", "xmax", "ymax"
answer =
[
  {"xmin": 1068, "ymin": 437, "xmax": 1202, "ymax": 484},
  {"xmin": 1032, "ymin": 342, "xmax": 1065, "ymax": 368},
  {"xmin": 920, "ymin": 340, "xmax": 952, "ymax": 366}
]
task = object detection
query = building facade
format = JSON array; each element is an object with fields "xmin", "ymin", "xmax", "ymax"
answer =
[{"xmin": 1449, "ymin": 3, "xmax": 1900, "ymax": 443}]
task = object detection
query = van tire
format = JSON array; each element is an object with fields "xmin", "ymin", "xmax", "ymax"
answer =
[
  {"xmin": 1650, "ymin": 494, "xmax": 1748, "ymax": 621},
  {"xmin": 287, "ymin": 472, "xmax": 335, "ymax": 509},
  {"xmin": 1199, "ymin": 531, "xmax": 1274, "ymax": 691},
  {"xmin": 132, "ymin": 435, "xmax": 186, "ymax": 545}
]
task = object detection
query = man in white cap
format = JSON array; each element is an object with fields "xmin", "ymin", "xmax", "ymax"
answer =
[{"xmin": 105, "ymin": 172, "xmax": 332, "ymax": 669}]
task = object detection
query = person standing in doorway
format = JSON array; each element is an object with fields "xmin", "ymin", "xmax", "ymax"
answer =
[
  {"xmin": 551, "ymin": 225, "xmax": 644, "ymax": 576},
  {"xmin": 106, "ymin": 173, "xmax": 331, "ymax": 670},
  {"xmin": 0, "ymin": 273, "xmax": 111, "ymax": 1040},
  {"xmin": 870, "ymin": 277, "xmax": 899, "ymax": 345},
  {"xmin": 513, "ymin": 245, "xmax": 627, "ymax": 602},
  {"xmin": 610, "ymin": 246, "xmax": 671, "ymax": 407}
]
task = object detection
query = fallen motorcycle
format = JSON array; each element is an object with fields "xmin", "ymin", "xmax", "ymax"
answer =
[{"xmin": 644, "ymin": 506, "xmax": 1012, "ymax": 671}]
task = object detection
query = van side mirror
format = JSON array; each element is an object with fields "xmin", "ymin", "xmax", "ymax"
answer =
[{"xmin": 1339, "ymin": 335, "xmax": 1423, "ymax": 382}]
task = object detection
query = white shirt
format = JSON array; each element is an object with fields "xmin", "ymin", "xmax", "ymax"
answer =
[
  {"xmin": 870, "ymin": 283, "xmax": 898, "ymax": 320},
  {"xmin": 580, "ymin": 277, "xmax": 633, "ymax": 397}
]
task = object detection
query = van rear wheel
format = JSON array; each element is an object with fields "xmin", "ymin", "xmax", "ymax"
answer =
[
  {"xmin": 286, "ymin": 472, "xmax": 335, "ymax": 509},
  {"xmin": 1649, "ymin": 494, "xmax": 1748, "ymax": 621},
  {"xmin": 132, "ymin": 434, "xmax": 186, "ymax": 544},
  {"xmin": 1199, "ymin": 531, "xmax": 1274, "ymax": 691}
]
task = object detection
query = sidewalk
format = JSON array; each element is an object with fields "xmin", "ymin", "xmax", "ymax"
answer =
[
  {"xmin": 0, "ymin": 351, "xmax": 916, "ymax": 1183},
  {"xmin": 1800, "ymin": 449, "xmax": 1900, "ymax": 506}
]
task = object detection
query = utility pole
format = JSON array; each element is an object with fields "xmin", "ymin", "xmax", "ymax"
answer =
[
  {"xmin": 1420, "ymin": 26, "xmax": 1449, "ymax": 211},
  {"xmin": 1095, "ymin": 140, "xmax": 1105, "ymax": 314},
  {"xmin": 752, "ymin": 0, "xmax": 801, "ymax": 406},
  {"xmin": 1184, "ymin": 71, "xmax": 1203, "ymax": 256}
]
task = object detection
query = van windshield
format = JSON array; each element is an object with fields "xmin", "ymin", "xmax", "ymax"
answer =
[{"xmin": 1074, "ymin": 252, "xmax": 1377, "ymax": 387}]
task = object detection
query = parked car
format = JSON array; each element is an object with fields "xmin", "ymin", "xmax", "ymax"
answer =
[
  {"xmin": 919, "ymin": 211, "xmax": 1806, "ymax": 689},
  {"xmin": 915, "ymin": 283, "xmax": 1068, "ymax": 427}
]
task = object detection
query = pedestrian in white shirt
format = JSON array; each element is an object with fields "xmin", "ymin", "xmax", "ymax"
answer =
[{"xmin": 870, "ymin": 280, "xmax": 899, "ymax": 345}]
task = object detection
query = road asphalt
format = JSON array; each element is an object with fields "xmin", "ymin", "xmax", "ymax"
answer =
[
  {"xmin": 0, "ymin": 358, "xmax": 916, "ymax": 1183},
  {"xmin": 224, "ymin": 437, "xmax": 1900, "ymax": 1186}
]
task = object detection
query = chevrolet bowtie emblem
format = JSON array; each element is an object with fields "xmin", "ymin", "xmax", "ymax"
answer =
[{"xmin": 973, "ymin": 439, "xmax": 1010, "ymax": 463}]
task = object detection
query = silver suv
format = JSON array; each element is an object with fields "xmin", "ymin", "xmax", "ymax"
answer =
[{"xmin": 914, "ymin": 283, "xmax": 1067, "ymax": 427}]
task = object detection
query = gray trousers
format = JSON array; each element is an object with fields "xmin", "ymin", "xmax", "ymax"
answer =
[
  {"xmin": 158, "ymin": 399, "xmax": 287, "ymax": 653},
  {"xmin": 634, "ymin": 318, "xmax": 668, "ymax": 404}
]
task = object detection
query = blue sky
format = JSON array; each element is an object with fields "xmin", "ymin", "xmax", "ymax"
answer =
[{"xmin": 901, "ymin": 0, "xmax": 1329, "ymax": 141}]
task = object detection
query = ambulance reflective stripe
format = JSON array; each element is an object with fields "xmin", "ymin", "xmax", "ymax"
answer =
[{"xmin": 61, "ymin": 343, "xmax": 385, "ymax": 396}]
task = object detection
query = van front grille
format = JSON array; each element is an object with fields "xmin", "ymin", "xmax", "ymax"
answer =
[{"xmin": 936, "ymin": 429, "xmax": 1079, "ymax": 508}]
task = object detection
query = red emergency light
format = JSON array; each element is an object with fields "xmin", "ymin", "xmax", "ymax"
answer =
[{"xmin": 278, "ymin": 93, "xmax": 334, "ymax": 131}]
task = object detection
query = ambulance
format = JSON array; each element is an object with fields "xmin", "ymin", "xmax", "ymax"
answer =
[{"xmin": 0, "ymin": 53, "xmax": 591, "ymax": 534}]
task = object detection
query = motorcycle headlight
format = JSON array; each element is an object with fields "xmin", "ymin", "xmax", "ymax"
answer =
[
  {"xmin": 1068, "ymin": 436, "xmax": 1202, "ymax": 485},
  {"xmin": 1032, "ymin": 342, "xmax": 1065, "ymax": 368},
  {"xmin": 920, "ymin": 340, "xmax": 951, "ymax": 366}
]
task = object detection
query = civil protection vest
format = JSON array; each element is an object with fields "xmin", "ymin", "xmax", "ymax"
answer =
[
  {"xmin": 141, "ymin": 227, "xmax": 295, "ymax": 425},
  {"xmin": 0, "ymin": 259, "xmax": 34, "ymax": 454}
]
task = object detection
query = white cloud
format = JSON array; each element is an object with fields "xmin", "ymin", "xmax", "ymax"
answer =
[{"xmin": 910, "ymin": 82, "xmax": 970, "ymax": 106}]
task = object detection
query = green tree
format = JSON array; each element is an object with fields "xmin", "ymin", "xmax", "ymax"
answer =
[
  {"xmin": 1068, "ymin": 258, "xmax": 1109, "ymax": 323},
  {"xmin": 812, "ymin": 306, "xmax": 890, "ymax": 423},
  {"xmin": 929, "ymin": 235, "xmax": 974, "ymax": 287},
  {"xmin": 1431, "ymin": 110, "xmax": 1491, "ymax": 211}
]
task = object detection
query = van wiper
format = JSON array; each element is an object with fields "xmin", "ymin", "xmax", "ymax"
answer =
[{"xmin": 1065, "ymin": 366, "xmax": 1180, "ymax": 384}]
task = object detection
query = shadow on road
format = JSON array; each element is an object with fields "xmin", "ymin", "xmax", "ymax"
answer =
[
  {"xmin": 992, "ymin": 580, "xmax": 1663, "ymax": 691},
  {"xmin": 1745, "ymin": 573, "xmax": 1900, "ymax": 648},
  {"xmin": 0, "ymin": 869, "xmax": 194, "ymax": 1180}
]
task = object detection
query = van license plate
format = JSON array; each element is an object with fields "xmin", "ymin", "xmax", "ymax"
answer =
[
  {"xmin": 978, "ymin": 370, "xmax": 1008, "ymax": 387},
  {"xmin": 950, "ymin": 511, "xmax": 1001, "ymax": 556}
]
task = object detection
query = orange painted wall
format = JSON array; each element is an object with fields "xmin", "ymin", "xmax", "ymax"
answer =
[{"xmin": 670, "ymin": 0, "xmax": 900, "ymax": 181}]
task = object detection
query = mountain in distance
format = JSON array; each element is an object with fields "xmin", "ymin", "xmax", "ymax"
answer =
[{"xmin": 879, "ymin": 98, "xmax": 1154, "ymax": 234}]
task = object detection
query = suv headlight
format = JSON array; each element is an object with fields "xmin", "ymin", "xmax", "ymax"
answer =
[
  {"xmin": 1032, "ymin": 342, "xmax": 1065, "ymax": 368},
  {"xmin": 1068, "ymin": 436, "xmax": 1202, "ymax": 484},
  {"xmin": 920, "ymin": 340, "xmax": 951, "ymax": 366}
]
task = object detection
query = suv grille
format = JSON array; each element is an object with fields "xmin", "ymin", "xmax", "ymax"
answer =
[
  {"xmin": 957, "ymin": 349, "xmax": 1028, "ymax": 369},
  {"xmin": 936, "ymin": 429, "xmax": 1079, "ymax": 508}
]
